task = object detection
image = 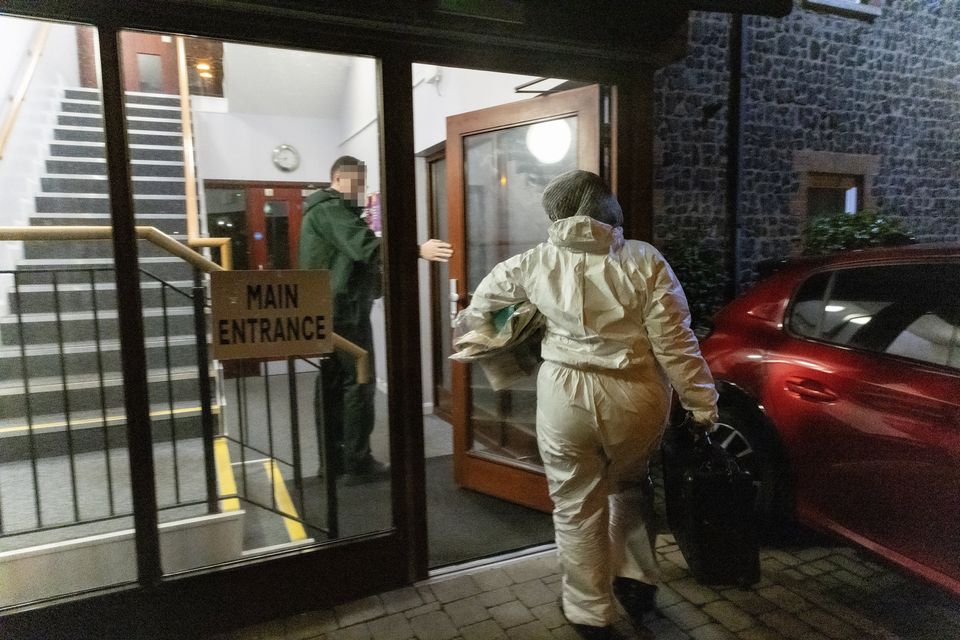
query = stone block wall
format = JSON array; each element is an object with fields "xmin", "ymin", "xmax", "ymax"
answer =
[{"xmin": 654, "ymin": 0, "xmax": 960, "ymax": 288}]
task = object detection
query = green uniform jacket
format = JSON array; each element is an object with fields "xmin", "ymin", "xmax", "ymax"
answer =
[{"xmin": 298, "ymin": 189, "xmax": 381, "ymax": 328}]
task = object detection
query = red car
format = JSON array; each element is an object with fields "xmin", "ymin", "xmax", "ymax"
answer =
[{"xmin": 699, "ymin": 244, "xmax": 960, "ymax": 595}]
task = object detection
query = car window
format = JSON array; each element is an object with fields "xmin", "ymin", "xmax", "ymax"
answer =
[{"xmin": 789, "ymin": 262, "xmax": 960, "ymax": 370}]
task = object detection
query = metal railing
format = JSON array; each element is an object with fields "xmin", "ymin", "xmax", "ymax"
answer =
[{"xmin": 0, "ymin": 226, "xmax": 368, "ymax": 545}]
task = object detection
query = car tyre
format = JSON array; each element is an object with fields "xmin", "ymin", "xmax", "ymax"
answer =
[{"xmin": 714, "ymin": 404, "xmax": 792, "ymax": 536}]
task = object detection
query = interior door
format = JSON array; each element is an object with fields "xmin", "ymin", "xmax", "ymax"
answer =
[
  {"xmin": 119, "ymin": 32, "xmax": 179, "ymax": 94},
  {"xmin": 246, "ymin": 187, "xmax": 305, "ymax": 270},
  {"xmin": 447, "ymin": 85, "xmax": 601, "ymax": 511}
]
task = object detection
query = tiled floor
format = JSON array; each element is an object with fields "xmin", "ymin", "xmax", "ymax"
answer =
[{"xmin": 209, "ymin": 532, "xmax": 960, "ymax": 640}]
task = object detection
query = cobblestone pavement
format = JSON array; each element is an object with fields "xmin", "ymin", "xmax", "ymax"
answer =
[{"xmin": 210, "ymin": 530, "xmax": 960, "ymax": 640}]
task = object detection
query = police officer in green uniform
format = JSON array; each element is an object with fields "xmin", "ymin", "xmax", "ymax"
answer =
[{"xmin": 299, "ymin": 155, "xmax": 452, "ymax": 483}]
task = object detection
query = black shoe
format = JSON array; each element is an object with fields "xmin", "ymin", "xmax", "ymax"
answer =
[
  {"xmin": 612, "ymin": 577, "xmax": 657, "ymax": 626},
  {"xmin": 342, "ymin": 458, "xmax": 390, "ymax": 485},
  {"xmin": 559, "ymin": 597, "xmax": 614, "ymax": 640}
]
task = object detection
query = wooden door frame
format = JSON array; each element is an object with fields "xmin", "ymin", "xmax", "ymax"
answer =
[{"xmin": 446, "ymin": 84, "xmax": 601, "ymax": 513}]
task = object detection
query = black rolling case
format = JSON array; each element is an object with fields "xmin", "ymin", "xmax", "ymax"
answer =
[{"xmin": 661, "ymin": 420, "xmax": 761, "ymax": 587}]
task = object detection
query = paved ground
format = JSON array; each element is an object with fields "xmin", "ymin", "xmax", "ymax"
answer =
[{"xmin": 208, "ymin": 530, "xmax": 960, "ymax": 640}]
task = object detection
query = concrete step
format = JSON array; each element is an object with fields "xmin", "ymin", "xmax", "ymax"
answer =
[
  {"xmin": 11, "ymin": 257, "xmax": 195, "ymax": 285},
  {"xmin": 0, "ymin": 335, "xmax": 200, "ymax": 380},
  {"xmin": 35, "ymin": 193, "xmax": 187, "ymax": 214},
  {"xmin": 40, "ymin": 175, "xmax": 186, "ymax": 196},
  {"xmin": 60, "ymin": 98, "xmax": 182, "ymax": 121},
  {"xmin": 49, "ymin": 141, "xmax": 183, "ymax": 162},
  {"xmin": 0, "ymin": 366, "xmax": 215, "ymax": 416},
  {"xmin": 57, "ymin": 113, "xmax": 181, "ymax": 132},
  {"xmin": 63, "ymin": 88, "xmax": 182, "ymax": 107},
  {"xmin": 8, "ymin": 279, "xmax": 194, "ymax": 314},
  {"xmin": 21, "ymin": 236, "xmax": 194, "ymax": 260},
  {"xmin": 54, "ymin": 126, "xmax": 183, "ymax": 147},
  {"xmin": 28, "ymin": 213, "xmax": 189, "ymax": 235},
  {"xmin": 46, "ymin": 158, "xmax": 184, "ymax": 178},
  {"xmin": 0, "ymin": 305, "xmax": 197, "ymax": 346}
]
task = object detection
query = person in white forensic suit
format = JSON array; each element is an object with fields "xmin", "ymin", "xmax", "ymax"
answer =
[{"xmin": 456, "ymin": 170, "xmax": 718, "ymax": 640}]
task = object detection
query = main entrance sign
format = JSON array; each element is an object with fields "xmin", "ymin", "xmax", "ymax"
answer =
[{"xmin": 211, "ymin": 270, "xmax": 332, "ymax": 359}]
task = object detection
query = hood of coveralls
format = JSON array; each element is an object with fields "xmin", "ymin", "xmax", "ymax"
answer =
[{"xmin": 547, "ymin": 215, "xmax": 625, "ymax": 254}]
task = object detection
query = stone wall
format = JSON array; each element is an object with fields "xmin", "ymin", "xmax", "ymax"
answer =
[{"xmin": 653, "ymin": 0, "xmax": 960, "ymax": 288}]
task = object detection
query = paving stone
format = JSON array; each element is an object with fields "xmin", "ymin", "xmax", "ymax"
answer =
[
  {"xmin": 659, "ymin": 560, "xmax": 690, "ymax": 581},
  {"xmin": 810, "ymin": 560, "xmax": 838, "ymax": 573},
  {"xmin": 430, "ymin": 576, "xmax": 482, "ymax": 604},
  {"xmin": 646, "ymin": 615, "xmax": 694, "ymax": 640},
  {"xmin": 368, "ymin": 613, "xmax": 415, "ymax": 640},
  {"xmin": 443, "ymin": 596, "xmax": 490, "ymax": 627},
  {"xmin": 328, "ymin": 624, "xmax": 373, "ymax": 640},
  {"xmin": 656, "ymin": 584, "xmax": 685, "ymax": 608},
  {"xmin": 737, "ymin": 626, "xmax": 784, "ymax": 640},
  {"xmin": 381, "ymin": 588, "xmax": 424, "ymax": 614},
  {"xmin": 661, "ymin": 602, "xmax": 712, "ymax": 630},
  {"xmin": 828, "ymin": 555, "xmax": 876, "ymax": 579},
  {"xmin": 815, "ymin": 574, "xmax": 843, "ymax": 590},
  {"xmin": 702, "ymin": 601, "xmax": 755, "ymax": 632},
  {"xmin": 460, "ymin": 619, "xmax": 507, "ymax": 640},
  {"xmin": 764, "ymin": 550, "xmax": 802, "ymax": 567},
  {"xmin": 756, "ymin": 585, "xmax": 810, "ymax": 613},
  {"xmin": 663, "ymin": 550, "xmax": 690, "ymax": 570},
  {"xmin": 488, "ymin": 601, "xmax": 535, "ymax": 629},
  {"xmin": 408, "ymin": 610, "xmax": 458, "ymax": 640},
  {"xmin": 781, "ymin": 569, "xmax": 808, "ymax": 583},
  {"xmin": 404, "ymin": 602, "xmax": 442, "ymax": 619},
  {"xmin": 545, "ymin": 580, "xmax": 564, "ymax": 597},
  {"xmin": 417, "ymin": 586, "xmax": 438, "ymax": 604},
  {"xmin": 689, "ymin": 623, "xmax": 739, "ymax": 640},
  {"xmin": 472, "ymin": 569, "xmax": 514, "ymax": 592},
  {"xmin": 337, "ymin": 597, "xmax": 387, "ymax": 628},
  {"xmin": 669, "ymin": 578, "xmax": 721, "ymax": 605},
  {"xmin": 503, "ymin": 558, "xmax": 554, "ymax": 584},
  {"xmin": 719, "ymin": 589, "xmax": 777, "ymax": 616},
  {"xmin": 505, "ymin": 620, "xmax": 553, "ymax": 639},
  {"xmin": 797, "ymin": 608, "xmax": 857, "ymax": 639},
  {"xmin": 758, "ymin": 611, "xmax": 815, "ymax": 639},
  {"xmin": 793, "ymin": 548, "xmax": 834, "ymax": 562},
  {"xmin": 478, "ymin": 587, "xmax": 517, "ymax": 608},
  {"xmin": 511, "ymin": 579, "xmax": 557, "ymax": 608},
  {"xmin": 799, "ymin": 563, "xmax": 827, "ymax": 577},
  {"xmin": 549, "ymin": 626, "xmax": 582, "ymax": 640},
  {"xmin": 760, "ymin": 558, "xmax": 788, "ymax": 575},
  {"xmin": 530, "ymin": 602, "xmax": 566, "ymax": 629},
  {"xmin": 831, "ymin": 570, "xmax": 869, "ymax": 589},
  {"xmin": 284, "ymin": 609, "xmax": 340, "ymax": 639}
]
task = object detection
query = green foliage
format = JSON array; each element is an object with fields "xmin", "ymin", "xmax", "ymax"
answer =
[
  {"xmin": 801, "ymin": 210, "xmax": 914, "ymax": 257},
  {"xmin": 660, "ymin": 232, "xmax": 730, "ymax": 337}
]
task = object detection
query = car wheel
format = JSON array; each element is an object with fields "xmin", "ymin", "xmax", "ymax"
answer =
[{"xmin": 714, "ymin": 404, "xmax": 790, "ymax": 532}]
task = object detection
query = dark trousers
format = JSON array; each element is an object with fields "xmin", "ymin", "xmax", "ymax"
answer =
[{"xmin": 314, "ymin": 320, "xmax": 376, "ymax": 473}]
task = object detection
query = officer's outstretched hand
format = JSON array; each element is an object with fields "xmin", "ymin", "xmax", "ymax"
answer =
[{"xmin": 420, "ymin": 239, "xmax": 454, "ymax": 262}]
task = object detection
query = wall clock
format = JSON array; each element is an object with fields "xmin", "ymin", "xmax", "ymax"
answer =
[{"xmin": 272, "ymin": 144, "xmax": 300, "ymax": 172}]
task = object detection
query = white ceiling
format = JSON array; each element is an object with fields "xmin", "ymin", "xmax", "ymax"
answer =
[{"xmin": 222, "ymin": 43, "xmax": 357, "ymax": 118}]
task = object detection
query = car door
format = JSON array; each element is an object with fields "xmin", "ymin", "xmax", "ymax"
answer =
[{"xmin": 766, "ymin": 261, "xmax": 960, "ymax": 588}]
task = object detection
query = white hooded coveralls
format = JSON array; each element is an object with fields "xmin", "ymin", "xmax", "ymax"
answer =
[{"xmin": 464, "ymin": 215, "xmax": 718, "ymax": 627}]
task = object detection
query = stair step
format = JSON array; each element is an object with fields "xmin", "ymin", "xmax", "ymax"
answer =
[
  {"xmin": 61, "ymin": 99, "xmax": 182, "ymax": 121},
  {"xmin": 8, "ymin": 279, "xmax": 194, "ymax": 314},
  {"xmin": 0, "ymin": 336, "xmax": 200, "ymax": 380},
  {"xmin": 23, "ymin": 237, "xmax": 189, "ymax": 260},
  {"xmin": 63, "ymin": 88, "xmax": 182, "ymax": 107},
  {"xmin": 11, "ymin": 257, "xmax": 195, "ymax": 285},
  {"xmin": 40, "ymin": 175, "xmax": 186, "ymax": 196},
  {"xmin": 46, "ymin": 158, "xmax": 185, "ymax": 177},
  {"xmin": 0, "ymin": 368, "xmax": 216, "ymax": 428},
  {"xmin": 57, "ymin": 113, "xmax": 181, "ymax": 132},
  {"xmin": 48, "ymin": 141, "xmax": 184, "ymax": 162},
  {"xmin": 54, "ymin": 127, "xmax": 183, "ymax": 147},
  {"xmin": 0, "ymin": 305, "xmax": 198, "ymax": 346},
  {"xmin": 29, "ymin": 213, "xmax": 188, "ymax": 235},
  {"xmin": 35, "ymin": 193, "xmax": 187, "ymax": 214}
]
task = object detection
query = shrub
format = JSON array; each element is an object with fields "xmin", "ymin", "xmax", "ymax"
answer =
[
  {"xmin": 660, "ymin": 232, "xmax": 730, "ymax": 338},
  {"xmin": 801, "ymin": 210, "xmax": 914, "ymax": 257}
]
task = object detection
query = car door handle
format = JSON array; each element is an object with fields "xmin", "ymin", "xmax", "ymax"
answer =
[{"xmin": 785, "ymin": 377, "xmax": 838, "ymax": 403}]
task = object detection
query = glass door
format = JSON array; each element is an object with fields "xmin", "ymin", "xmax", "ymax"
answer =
[{"xmin": 448, "ymin": 85, "xmax": 600, "ymax": 510}]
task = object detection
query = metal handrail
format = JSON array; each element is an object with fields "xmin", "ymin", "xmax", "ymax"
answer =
[
  {"xmin": 0, "ymin": 225, "xmax": 370, "ymax": 383},
  {"xmin": 0, "ymin": 23, "xmax": 51, "ymax": 160}
]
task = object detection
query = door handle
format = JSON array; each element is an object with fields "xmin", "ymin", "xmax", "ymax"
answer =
[
  {"xmin": 449, "ymin": 278, "xmax": 459, "ymax": 319},
  {"xmin": 785, "ymin": 377, "xmax": 838, "ymax": 403}
]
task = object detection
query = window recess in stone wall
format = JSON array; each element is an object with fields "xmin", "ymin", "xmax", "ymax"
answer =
[
  {"xmin": 804, "ymin": 0, "xmax": 883, "ymax": 19},
  {"xmin": 792, "ymin": 151, "xmax": 879, "ymax": 220}
]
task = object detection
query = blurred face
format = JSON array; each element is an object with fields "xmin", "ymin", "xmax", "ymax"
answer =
[{"xmin": 332, "ymin": 165, "xmax": 366, "ymax": 205}]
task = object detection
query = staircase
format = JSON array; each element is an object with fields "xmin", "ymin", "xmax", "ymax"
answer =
[{"xmin": 0, "ymin": 87, "xmax": 222, "ymax": 531}]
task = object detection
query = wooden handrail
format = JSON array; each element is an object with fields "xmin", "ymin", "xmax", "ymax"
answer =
[
  {"xmin": 188, "ymin": 237, "xmax": 233, "ymax": 271},
  {"xmin": 0, "ymin": 23, "xmax": 51, "ymax": 160},
  {"xmin": 175, "ymin": 36, "xmax": 201, "ymax": 240},
  {"xmin": 0, "ymin": 225, "xmax": 369, "ymax": 382}
]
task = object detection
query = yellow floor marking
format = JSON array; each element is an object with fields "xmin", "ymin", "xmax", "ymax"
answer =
[
  {"xmin": 0, "ymin": 405, "xmax": 220, "ymax": 435},
  {"xmin": 214, "ymin": 436, "xmax": 241, "ymax": 512},
  {"xmin": 263, "ymin": 459, "xmax": 307, "ymax": 542}
]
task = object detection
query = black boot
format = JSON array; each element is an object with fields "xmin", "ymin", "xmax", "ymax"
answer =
[
  {"xmin": 612, "ymin": 577, "xmax": 657, "ymax": 627},
  {"xmin": 559, "ymin": 598, "xmax": 614, "ymax": 640}
]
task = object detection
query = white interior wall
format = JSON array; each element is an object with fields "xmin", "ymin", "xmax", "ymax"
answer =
[{"xmin": 0, "ymin": 18, "xmax": 81, "ymax": 313}]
